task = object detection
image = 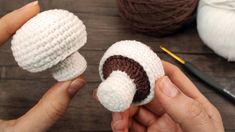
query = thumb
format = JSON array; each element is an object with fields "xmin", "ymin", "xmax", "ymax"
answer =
[
  {"xmin": 155, "ymin": 76, "xmax": 214, "ymax": 132},
  {"xmin": 15, "ymin": 76, "xmax": 86, "ymax": 132}
]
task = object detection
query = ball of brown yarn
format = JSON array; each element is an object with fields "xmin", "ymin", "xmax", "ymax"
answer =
[{"xmin": 117, "ymin": 0, "xmax": 198, "ymax": 37}]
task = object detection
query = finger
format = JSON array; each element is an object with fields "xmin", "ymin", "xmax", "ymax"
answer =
[
  {"xmin": 144, "ymin": 95, "xmax": 165, "ymax": 116},
  {"xmin": 15, "ymin": 76, "xmax": 86, "ymax": 132},
  {"xmin": 145, "ymin": 60, "xmax": 203, "ymax": 117},
  {"xmin": 129, "ymin": 118, "xmax": 146, "ymax": 132},
  {"xmin": 128, "ymin": 106, "xmax": 139, "ymax": 117},
  {"xmin": 134, "ymin": 107, "xmax": 178, "ymax": 132},
  {"xmin": 111, "ymin": 111, "xmax": 129, "ymax": 132},
  {"xmin": 148, "ymin": 114, "xmax": 180, "ymax": 132},
  {"xmin": 162, "ymin": 61, "xmax": 221, "ymax": 119},
  {"xmin": 134, "ymin": 107, "xmax": 157, "ymax": 127},
  {"xmin": 155, "ymin": 76, "xmax": 214, "ymax": 132},
  {"xmin": 162, "ymin": 61, "xmax": 203, "ymax": 99},
  {"xmin": 0, "ymin": 1, "xmax": 40, "ymax": 44},
  {"xmin": 111, "ymin": 107, "xmax": 138, "ymax": 132}
]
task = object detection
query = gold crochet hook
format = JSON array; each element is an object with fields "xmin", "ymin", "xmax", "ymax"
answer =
[
  {"xmin": 160, "ymin": 45, "xmax": 185, "ymax": 64},
  {"xmin": 160, "ymin": 45, "xmax": 235, "ymax": 104}
]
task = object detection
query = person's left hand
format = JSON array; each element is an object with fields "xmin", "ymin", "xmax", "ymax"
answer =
[{"xmin": 0, "ymin": 1, "xmax": 86, "ymax": 132}]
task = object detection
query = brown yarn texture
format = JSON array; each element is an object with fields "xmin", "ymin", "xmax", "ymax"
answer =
[
  {"xmin": 102, "ymin": 55, "xmax": 150, "ymax": 103},
  {"xmin": 117, "ymin": 0, "xmax": 198, "ymax": 36}
]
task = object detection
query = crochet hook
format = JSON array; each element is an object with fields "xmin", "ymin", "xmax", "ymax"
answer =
[{"xmin": 160, "ymin": 46, "xmax": 235, "ymax": 104}]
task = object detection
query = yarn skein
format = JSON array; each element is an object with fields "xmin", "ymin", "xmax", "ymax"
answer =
[
  {"xmin": 117, "ymin": 0, "xmax": 199, "ymax": 37},
  {"xmin": 97, "ymin": 40, "xmax": 165, "ymax": 112},
  {"xmin": 11, "ymin": 9, "xmax": 87, "ymax": 81},
  {"xmin": 197, "ymin": 0, "xmax": 235, "ymax": 61}
]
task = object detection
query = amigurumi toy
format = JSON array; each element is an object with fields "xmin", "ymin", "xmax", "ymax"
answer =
[
  {"xmin": 11, "ymin": 9, "xmax": 87, "ymax": 81},
  {"xmin": 97, "ymin": 40, "xmax": 165, "ymax": 112}
]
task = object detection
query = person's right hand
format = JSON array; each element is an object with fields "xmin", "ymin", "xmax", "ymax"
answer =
[{"xmin": 111, "ymin": 61, "xmax": 224, "ymax": 132}]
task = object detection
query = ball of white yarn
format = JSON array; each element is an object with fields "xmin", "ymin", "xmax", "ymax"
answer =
[
  {"xmin": 197, "ymin": 0, "xmax": 235, "ymax": 61},
  {"xmin": 97, "ymin": 40, "xmax": 165, "ymax": 112},
  {"xmin": 11, "ymin": 9, "xmax": 87, "ymax": 81}
]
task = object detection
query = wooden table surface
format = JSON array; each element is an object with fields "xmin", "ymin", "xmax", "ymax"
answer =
[{"xmin": 0, "ymin": 0, "xmax": 235, "ymax": 131}]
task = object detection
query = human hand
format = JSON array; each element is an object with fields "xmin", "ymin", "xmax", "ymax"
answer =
[
  {"xmin": 0, "ymin": 1, "xmax": 86, "ymax": 132},
  {"xmin": 110, "ymin": 61, "xmax": 224, "ymax": 132}
]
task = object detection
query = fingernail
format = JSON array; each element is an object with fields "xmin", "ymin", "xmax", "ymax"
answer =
[
  {"xmin": 68, "ymin": 77, "xmax": 86, "ymax": 97},
  {"xmin": 159, "ymin": 76, "xmax": 178, "ymax": 97},
  {"xmin": 19, "ymin": 1, "xmax": 38, "ymax": 10}
]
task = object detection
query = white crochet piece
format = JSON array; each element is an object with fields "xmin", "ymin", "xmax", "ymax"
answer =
[
  {"xmin": 11, "ymin": 9, "xmax": 87, "ymax": 81},
  {"xmin": 97, "ymin": 71, "xmax": 136, "ymax": 112},
  {"xmin": 98, "ymin": 40, "xmax": 165, "ymax": 112},
  {"xmin": 51, "ymin": 52, "xmax": 87, "ymax": 81}
]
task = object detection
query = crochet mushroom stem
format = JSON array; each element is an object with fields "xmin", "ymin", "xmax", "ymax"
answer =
[
  {"xmin": 97, "ymin": 40, "xmax": 165, "ymax": 112},
  {"xmin": 51, "ymin": 52, "xmax": 87, "ymax": 81},
  {"xmin": 97, "ymin": 71, "xmax": 136, "ymax": 112}
]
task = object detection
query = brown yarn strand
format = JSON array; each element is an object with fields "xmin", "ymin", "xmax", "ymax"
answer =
[
  {"xmin": 117, "ymin": 0, "xmax": 199, "ymax": 37},
  {"xmin": 102, "ymin": 55, "xmax": 151, "ymax": 103}
]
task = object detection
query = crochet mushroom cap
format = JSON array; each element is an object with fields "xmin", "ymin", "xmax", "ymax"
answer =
[
  {"xmin": 97, "ymin": 40, "xmax": 164, "ymax": 112},
  {"xmin": 11, "ymin": 9, "xmax": 87, "ymax": 81}
]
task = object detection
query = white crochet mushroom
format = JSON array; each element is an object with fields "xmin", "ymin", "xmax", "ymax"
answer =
[
  {"xmin": 11, "ymin": 9, "xmax": 87, "ymax": 81},
  {"xmin": 97, "ymin": 40, "xmax": 165, "ymax": 112}
]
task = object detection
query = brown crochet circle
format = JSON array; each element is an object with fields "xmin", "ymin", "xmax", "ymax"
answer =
[
  {"xmin": 102, "ymin": 55, "xmax": 150, "ymax": 103},
  {"xmin": 117, "ymin": 0, "xmax": 198, "ymax": 37}
]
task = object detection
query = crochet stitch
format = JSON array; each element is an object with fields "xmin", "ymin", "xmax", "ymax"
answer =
[
  {"xmin": 11, "ymin": 9, "xmax": 87, "ymax": 81},
  {"xmin": 97, "ymin": 40, "xmax": 164, "ymax": 112}
]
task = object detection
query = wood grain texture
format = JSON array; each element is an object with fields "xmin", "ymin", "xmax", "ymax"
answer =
[{"xmin": 0, "ymin": 0, "xmax": 235, "ymax": 131}]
